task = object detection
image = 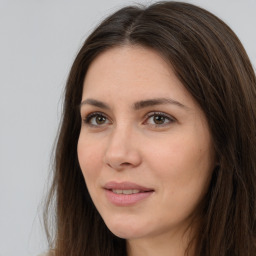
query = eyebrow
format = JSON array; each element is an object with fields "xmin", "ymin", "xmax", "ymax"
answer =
[
  {"xmin": 80, "ymin": 97, "xmax": 188, "ymax": 110},
  {"xmin": 133, "ymin": 98, "xmax": 187, "ymax": 110},
  {"xmin": 80, "ymin": 99, "xmax": 110, "ymax": 110}
]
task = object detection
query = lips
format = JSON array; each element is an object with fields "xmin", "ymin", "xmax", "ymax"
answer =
[
  {"xmin": 104, "ymin": 181, "xmax": 154, "ymax": 206},
  {"xmin": 112, "ymin": 189, "xmax": 140, "ymax": 194},
  {"xmin": 104, "ymin": 181, "xmax": 153, "ymax": 191}
]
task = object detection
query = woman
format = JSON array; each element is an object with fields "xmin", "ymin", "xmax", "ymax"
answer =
[{"xmin": 43, "ymin": 1, "xmax": 256, "ymax": 255}]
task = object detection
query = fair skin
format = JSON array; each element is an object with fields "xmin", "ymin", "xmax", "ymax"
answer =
[{"xmin": 77, "ymin": 46, "xmax": 215, "ymax": 256}]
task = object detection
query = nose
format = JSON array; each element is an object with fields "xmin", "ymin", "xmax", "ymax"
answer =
[{"xmin": 103, "ymin": 125, "xmax": 142, "ymax": 170}]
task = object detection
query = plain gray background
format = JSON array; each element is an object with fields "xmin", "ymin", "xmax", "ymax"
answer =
[{"xmin": 0, "ymin": 0, "xmax": 255, "ymax": 255}]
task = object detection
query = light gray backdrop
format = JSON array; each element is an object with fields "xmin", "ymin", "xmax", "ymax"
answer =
[{"xmin": 0, "ymin": 0, "xmax": 255, "ymax": 256}]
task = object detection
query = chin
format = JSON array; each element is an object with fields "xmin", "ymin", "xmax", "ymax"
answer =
[
  {"xmin": 109, "ymin": 228, "xmax": 144, "ymax": 240},
  {"xmin": 104, "ymin": 217, "xmax": 148, "ymax": 239}
]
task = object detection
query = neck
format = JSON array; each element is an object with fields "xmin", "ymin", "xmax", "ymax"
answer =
[{"xmin": 126, "ymin": 226, "xmax": 195, "ymax": 256}]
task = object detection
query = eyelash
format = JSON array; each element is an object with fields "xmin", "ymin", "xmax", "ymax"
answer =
[
  {"xmin": 82, "ymin": 111, "xmax": 175, "ymax": 128},
  {"xmin": 83, "ymin": 112, "xmax": 110, "ymax": 127},
  {"xmin": 144, "ymin": 112, "xmax": 175, "ymax": 127}
]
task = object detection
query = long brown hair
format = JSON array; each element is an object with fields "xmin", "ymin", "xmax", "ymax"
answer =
[{"xmin": 44, "ymin": 1, "xmax": 256, "ymax": 255}]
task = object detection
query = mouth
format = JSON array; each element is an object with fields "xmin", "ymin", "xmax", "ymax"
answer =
[
  {"xmin": 111, "ymin": 189, "xmax": 142, "ymax": 194},
  {"xmin": 104, "ymin": 181, "xmax": 154, "ymax": 206}
]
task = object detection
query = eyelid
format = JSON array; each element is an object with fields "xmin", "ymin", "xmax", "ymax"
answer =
[
  {"xmin": 81, "ymin": 110, "xmax": 176, "ymax": 128},
  {"xmin": 82, "ymin": 111, "xmax": 111, "ymax": 127},
  {"xmin": 143, "ymin": 111, "xmax": 176, "ymax": 126}
]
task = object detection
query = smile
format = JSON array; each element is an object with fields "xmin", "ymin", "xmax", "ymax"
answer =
[
  {"xmin": 104, "ymin": 181, "xmax": 154, "ymax": 206},
  {"xmin": 112, "ymin": 189, "xmax": 140, "ymax": 194}
]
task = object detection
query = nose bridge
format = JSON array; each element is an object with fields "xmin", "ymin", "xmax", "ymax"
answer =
[
  {"xmin": 104, "ymin": 121, "xmax": 141, "ymax": 169},
  {"xmin": 108, "ymin": 122, "xmax": 134, "ymax": 156}
]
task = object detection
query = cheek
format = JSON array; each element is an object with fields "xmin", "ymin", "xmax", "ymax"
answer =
[
  {"xmin": 146, "ymin": 131, "xmax": 214, "ymax": 193},
  {"xmin": 77, "ymin": 134, "xmax": 103, "ymax": 181},
  {"xmin": 147, "ymin": 134, "xmax": 207, "ymax": 167},
  {"xmin": 150, "ymin": 139, "xmax": 213, "ymax": 218}
]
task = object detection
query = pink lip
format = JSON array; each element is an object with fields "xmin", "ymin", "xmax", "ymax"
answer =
[
  {"xmin": 104, "ymin": 181, "xmax": 154, "ymax": 206},
  {"xmin": 104, "ymin": 181, "xmax": 153, "ymax": 191}
]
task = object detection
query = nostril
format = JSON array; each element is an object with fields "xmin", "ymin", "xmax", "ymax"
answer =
[{"xmin": 121, "ymin": 162, "xmax": 131, "ymax": 166}]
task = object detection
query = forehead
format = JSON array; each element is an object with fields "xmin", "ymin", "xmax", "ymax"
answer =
[
  {"xmin": 82, "ymin": 45, "xmax": 195, "ymax": 107},
  {"xmin": 84, "ymin": 46, "xmax": 172, "ymax": 84}
]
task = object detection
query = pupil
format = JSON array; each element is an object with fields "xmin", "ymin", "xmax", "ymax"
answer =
[
  {"xmin": 154, "ymin": 115, "xmax": 165, "ymax": 124},
  {"xmin": 96, "ymin": 116, "xmax": 105, "ymax": 124}
]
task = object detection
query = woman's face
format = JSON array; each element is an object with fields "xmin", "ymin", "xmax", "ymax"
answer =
[{"xmin": 77, "ymin": 46, "xmax": 215, "ymax": 241}]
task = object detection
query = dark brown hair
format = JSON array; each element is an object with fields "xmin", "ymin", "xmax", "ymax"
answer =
[{"xmin": 44, "ymin": 1, "xmax": 256, "ymax": 255}]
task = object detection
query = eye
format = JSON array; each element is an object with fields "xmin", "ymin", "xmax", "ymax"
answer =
[
  {"xmin": 83, "ymin": 112, "xmax": 110, "ymax": 127},
  {"xmin": 144, "ymin": 112, "xmax": 175, "ymax": 127}
]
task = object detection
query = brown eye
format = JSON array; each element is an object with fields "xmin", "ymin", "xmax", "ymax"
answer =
[
  {"xmin": 153, "ymin": 115, "xmax": 166, "ymax": 124},
  {"xmin": 95, "ymin": 115, "xmax": 106, "ymax": 124},
  {"xmin": 145, "ymin": 112, "xmax": 175, "ymax": 127},
  {"xmin": 84, "ymin": 112, "xmax": 110, "ymax": 127}
]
